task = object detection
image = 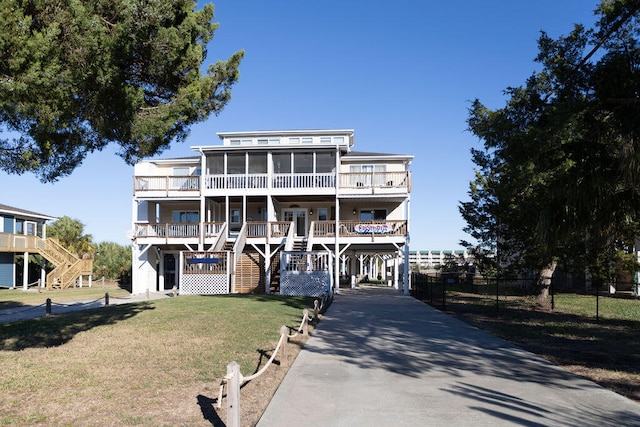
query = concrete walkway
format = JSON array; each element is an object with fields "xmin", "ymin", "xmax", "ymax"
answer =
[
  {"xmin": 257, "ymin": 286, "xmax": 640, "ymax": 427},
  {"xmin": 0, "ymin": 291, "xmax": 172, "ymax": 323}
]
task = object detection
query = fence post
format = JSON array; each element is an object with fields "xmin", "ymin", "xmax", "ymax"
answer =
[
  {"xmin": 280, "ymin": 325, "xmax": 289, "ymax": 368},
  {"xmin": 302, "ymin": 309, "xmax": 309, "ymax": 336},
  {"xmin": 226, "ymin": 361, "xmax": 241, "ymax": 427},
  {"xmin": 105, "ymin": 293, "xmax": 109, "ymax": 306},
  {"xmin": 46, "ymin": 298, "xmax": 51, "ymax": 316}
]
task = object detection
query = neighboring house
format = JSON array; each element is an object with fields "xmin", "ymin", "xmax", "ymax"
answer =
[
  {"xmin": 409, "ymin": 250, "xmax": 472, "ymax": 270},
  {"xmin": 0, "ymin": 203, "xmax": 93, "ymax": 289},
  {"xmin": 131, "ymin": 129, "xmax": 413, "ymax": 296}
]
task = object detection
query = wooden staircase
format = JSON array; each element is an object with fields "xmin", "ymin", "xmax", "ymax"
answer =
[
  {"xmin": 291, "ymin": 239, "xmax": 306, "ymax": 251},
  {"xmin": 269, "ymin": 249, "xmax": 282, "ymax": 293},
  {"xmin": 0, "ymin": 233, "xmax": 91, "ymax": 289},
  {"xmin": 40, "ymin": 238, "xmax": 92, "ymax": 289}
]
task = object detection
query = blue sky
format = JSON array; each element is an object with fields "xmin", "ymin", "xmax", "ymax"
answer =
[{"xmin": 2, "ymin": 0, "xmax": 599, "ymax": 250}]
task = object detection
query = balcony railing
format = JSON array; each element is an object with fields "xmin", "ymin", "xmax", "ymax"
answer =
[
  {"xmin": 271, "ymin": 173, "xmax": 336, "ymax": 189},
  {"xmin": 205, "ymin": 174, "xmax": 268, "ymax": 190},
  {"xmin": 134, "ymin": 222, "xmax": 224, "ymax": 239},
  {"xmin": 134, "ymin": 176, "xmax": 200, "ymax": 192},
  {"xmin": 134, "ymin": 220, "xmax": 405, "ymax": 241},
  {"xmin": 246, "ymin": 221, "xmax": 292, "ymax": 239},
  {"xmin": 313, "ymin": 220, "xmax": 407, "ymax": 237},
  {"xmin": 134, "ymin": 171, "xmax": 410, "ymax": 194},
  {"xmin": 339, "ymin": 171, "xmax": 411, "ymax": 191}
]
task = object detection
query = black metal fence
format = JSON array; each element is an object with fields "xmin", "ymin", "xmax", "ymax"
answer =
[{"xmin": 410, "ymin": 272, "xmax": 538, "ymax": 311}]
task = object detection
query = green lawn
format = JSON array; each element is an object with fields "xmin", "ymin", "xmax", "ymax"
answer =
[
  {"xmin": 0, "ymin": 293, "xmax": 314, "ymax": 426},
  {"xmin": 0, "ymin": 282, "xmax": 131, "ymax": 309},
  {"xmin": 439, "ymin": 289, "xmax": 640, "ymax": 402}
]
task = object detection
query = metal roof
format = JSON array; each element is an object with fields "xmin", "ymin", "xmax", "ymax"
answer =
[{"xmin": 0, "ymin": 203, "xmax": 57, "ymax": 221}]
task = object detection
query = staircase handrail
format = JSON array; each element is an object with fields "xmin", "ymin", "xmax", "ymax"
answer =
[
  {"xmin": 284, "ymin": 222, "xmax": 295, "ymax": 251},
  {"xmin": 306, "ymin": 221, "xmax": 315, "ymax": 251},
  {"xmin": 41, "ymin": 237, "xmax": 78, "ymax": 267},
  {"xmin": 212, "ymin": 222, "xmax": 229, "ymax": 251},
  {"xmin": 232, "ymin": 223, "xmax": 248, "ymax": 270}
]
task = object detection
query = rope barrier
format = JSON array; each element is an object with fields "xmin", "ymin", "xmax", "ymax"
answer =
[
  {"xmin": 217, "ymin": 294, "xmax": 330, "ymax": 416},
  {"xmin": 51, "ymin": 297, "xmax": 104, "ymax": 308}
]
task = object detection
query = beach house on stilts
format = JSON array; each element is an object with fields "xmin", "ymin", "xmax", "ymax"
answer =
[
  {"xmin": 131, "ymin": 129, "xmax": 413, "ymax": 296},
  {"xmin": 0, "ymin": 203, "xmax": 93, "ymax": 289}
]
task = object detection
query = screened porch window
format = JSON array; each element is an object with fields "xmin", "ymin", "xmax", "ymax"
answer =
[
  {"xmin": 173, "ymin": 211, "xmax": 199, "ymax": 223},
  {"xmin": 359, "ymin": 209, "xmax": 386, "ymax": 221}
]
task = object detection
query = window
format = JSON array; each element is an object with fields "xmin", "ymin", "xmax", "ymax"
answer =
[
  {"xmin": 26, "ymin": 222, "xmax": 37, "ymax": 236},
  {"xmin": 173, "ymin": 167, "xmax": 189, "ymax": 176},
  {"xmin": 273, "ymin": 153, "xmax": 291, "ymax": 173},
  {"xmin": 316, "ymin": 152, "xmax": 335, "ymax": 173},
  {"xmin": 350, "ymin": 164, "xmax": 386, "ymax": 186},
  {"xmin": 230, "ymin": 139, "xmax": 240, "ymax": 145},
  {"xmin": 240, "ymin": 139, "xmax": 252, "ymax": 145},
  {"xmin": 294, "ymin": 152, "xmax": 313, "ymax": 173},
  {"xmin": 257, "ymin": 139, "xmax": 268, "ymax": 145},
  {"xmin": 248, "ymin": 152, "xmax": 267, "ymax": 173},
  {"xmin": 318, "ymin": 208, "xmax": 328, "ymax": 221},
  {"xmin": 173, "ymin": 211, "xmax": 199, "ymax": 223},
  {"xmin": 320, "ymin": 137, "xmax": 331, "ymax": 143},
  {"xmin": 359, "ymin": 209, "xmax": 386, "ymax": 221},
  {"xmin": 288, "ymin": 137, "xmax": 300, "ymax": 144},
  {"xmin": 207, "ymin": 155, "xmax": 224, "ymax": 174},
  {"xmin": 227, "ymin": 153, "xmax": 245, "ymax": 174},
  {"xmin": 301, "ymin": 137, "xmax": 312, "ymax": 144},
  {"xmin": 334, "ymin": 137, "xmax": 344, "ymax": 143},
  {"xmin": 230, "ymin": 209, "xmax": 240, "ymax": 223}
]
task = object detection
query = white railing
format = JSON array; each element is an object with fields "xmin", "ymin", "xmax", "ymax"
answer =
[
  {"xmin": 134, "ymin": 171, "xmax": 410, "ymax": 193},
  {"xmin": 204, "ymin": 222, "xmax": 225, "ymax": 238},
  {"xmin": 272, "ymin": 173, "xmax": 335, "ymax": 189},
  {"xmin": 313, "ymin": 220, "xmax": 407, "ymax": 237},
  {"xmin": 246, "ymin": 222, "xmax": 269, "ymax": 238},
  {"xmin": 270, "ymin": 221, "xmax": 291, "ymax": 238},
  {"xmin": 135, "ymin": 223, "xmax": 197, "ymax": 238},
  {"xmin": 134, "ymin": 176, "xmax": 200, "ymax": 192},
  {"xmin": 339, "ymin": 171, "xmax": 411, "ymax": 191},
  {"xmin": 204, "ymin": 174, "xmax": 268, "ymax": 190}
]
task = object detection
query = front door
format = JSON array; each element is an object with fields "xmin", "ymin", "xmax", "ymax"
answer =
[{"xmin": 283, "ymin": 209, "xmax": 307, "ymax": 238}]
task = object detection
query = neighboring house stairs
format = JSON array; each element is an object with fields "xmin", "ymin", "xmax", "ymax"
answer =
[
  {"xmin": 0, "ymin": 233, "xmax": 92, "ymax": 289},
  {"xmin": 42, "ymin": 238, "xmax": 92, "ymax": 289}
]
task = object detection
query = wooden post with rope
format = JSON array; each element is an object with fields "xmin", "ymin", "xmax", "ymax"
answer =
[{"xmin": 226, "ymin": 361, "xmax": 241, "ymax": 427}]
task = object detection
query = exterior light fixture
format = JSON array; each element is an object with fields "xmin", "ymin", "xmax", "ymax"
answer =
[
  {"xmin": 353, "ymin": 208, "xmax": 357, "ymax": 215},
  {"xmin": 309, "ymin": 208, "xmax": 313, "ymax": 215}
]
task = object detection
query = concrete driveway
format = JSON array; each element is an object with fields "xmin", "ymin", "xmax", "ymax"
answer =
[{"xmin": 257, "ymin": 286, "xmax": 640, "ymax": 427}]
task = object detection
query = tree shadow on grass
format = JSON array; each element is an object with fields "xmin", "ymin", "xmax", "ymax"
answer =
[
  {"xmin": 201, "ymin": 293, "xmax": 316, "ymax": 311},
  {"xmin": 0, "ymin": 303, "xmax": 155, "ymax": 351}
]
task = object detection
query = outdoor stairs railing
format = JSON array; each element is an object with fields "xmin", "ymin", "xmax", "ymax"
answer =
[
  {"xmin": 0, "ymin": 233, "xmax": 91, "ymax": 289},
  {"xmin": 41, "ymin": 238, "xmax": 92, "ymax": 290}
]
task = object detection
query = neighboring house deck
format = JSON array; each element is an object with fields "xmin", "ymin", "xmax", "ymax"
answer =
[
  {"xmin": 131, "ymin": 129, "xmax": 413, "ymax": 296},
  {"xmin": 0, "ymin": 204, "xmax": 92, "ymax": 289}
]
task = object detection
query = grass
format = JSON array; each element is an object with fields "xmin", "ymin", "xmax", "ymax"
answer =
[
  {"xmin": 0, "ymin": 282, "xmax": 131, "ymax": 310},
  {"xmin": 436, "ymin": 290, "xmax": 640, "ymax": 402},
  {"xmin": 0, "ymin": 288, "xmax": 315, "ymax": 426}
]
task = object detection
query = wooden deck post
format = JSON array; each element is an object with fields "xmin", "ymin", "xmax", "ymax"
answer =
[
  {"xmin": 226, "ymin": 361, "xmax": 241, "ymax": 427},
  {"xmin": 280, "ymin": 325, "xmax": 288, "ymax": 367}
]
